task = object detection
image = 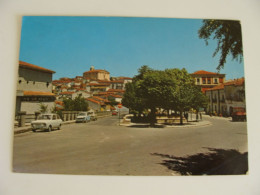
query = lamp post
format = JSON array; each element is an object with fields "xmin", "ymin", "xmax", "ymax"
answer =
[{"xmin": 118, "ymin": 103, "xmax": 122, "ymax": 125}]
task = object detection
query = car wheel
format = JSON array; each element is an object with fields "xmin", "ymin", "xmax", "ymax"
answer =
[
  {"xmin": 58, "ymin": 124, "xmax": 61, "ymax": 130},
  {"xmin": 48, "ymin": 125, "xmax": 52, "ymax": 132},
  {"xmin": 32, "ymin": 129, "xmax": 36, "ymax": 132}
]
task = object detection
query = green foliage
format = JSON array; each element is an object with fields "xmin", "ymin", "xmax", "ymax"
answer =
[
  {"xmin": 123, "ymin": 66, "xmax": 209, "ymax": 125},
  {"xmin": 198, "ymin": 19, "xmax": 243, "ymax": 70},
  {"xmin": 63, "ymin": 95, "xmax": 89, "ymax": 111},
  {"xmin": 122, "ymin": 82, "xmax": 145, "ymax": 114},
  {"xmin": 39, "ymin": 103, "xmax": 48, "ymax": 113},
  {"xmin": 107, "ymin": 96, "xmax": 118, "ymax": 106}
]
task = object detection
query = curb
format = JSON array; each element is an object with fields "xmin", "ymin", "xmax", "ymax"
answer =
[
  {"xmin": 120, "ymin": 120, "xmax": 212, "ymax": 128},
  {"xmin": 13, "ymin": 115, "xmax": 112, "ymax": 135}
]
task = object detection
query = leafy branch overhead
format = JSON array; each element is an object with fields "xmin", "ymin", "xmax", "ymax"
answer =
[{"xmin": 198, "ymin": 20, "xmax": 243, "ymax": 70}]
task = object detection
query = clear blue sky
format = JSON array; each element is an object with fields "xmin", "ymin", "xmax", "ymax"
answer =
[{"xmin": 19, "ymin": 16, "xmax": 245, "ymax": 80}]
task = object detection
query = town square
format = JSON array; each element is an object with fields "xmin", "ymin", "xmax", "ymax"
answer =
[{"xmin": 13, "ymin": 16, "xmax": 247, "ymax": 176}]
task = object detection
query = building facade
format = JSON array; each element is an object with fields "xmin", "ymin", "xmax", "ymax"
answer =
[
  {"xmin": 83, "ymin": 66, "xmax": 110, "ymax": 81},
  {"xmin": 16, "ymin": 61, "xmax": 56, "ymax": 115},
  {"xmin": 191, "ymin": 70, "xmax": 226, "ymax": 93},
  {"xmin": 205, "ymin": 78, "xmax": 245, "ymax": 116}
]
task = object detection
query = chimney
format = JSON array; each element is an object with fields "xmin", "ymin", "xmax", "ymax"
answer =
[{"xmin": 90, "ymin": 65, "xmax": 94, "ymax": 71}]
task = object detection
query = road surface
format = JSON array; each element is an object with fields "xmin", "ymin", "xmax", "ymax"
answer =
[{"xmin": 13, "ymin": 115, "xmax": 248, "ymax": 175}]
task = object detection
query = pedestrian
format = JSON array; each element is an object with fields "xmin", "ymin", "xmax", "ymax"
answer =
[{"xmin": 200, "ymin": 112, "xmax": 202, "ymax": 120}]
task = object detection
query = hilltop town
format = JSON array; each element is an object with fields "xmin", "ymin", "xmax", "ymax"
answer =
[{"xmin": 15, "ymin": 61, "xmax": 245, "ymax": 119}]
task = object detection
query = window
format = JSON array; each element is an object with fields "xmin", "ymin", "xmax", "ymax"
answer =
[
  {"xmin": 197, "ymin": 78, "xmax": 200, "ymax": 84},
  {"xmin": 207, "ymin": 79, "xmax": 211, "ymax": 84},
  {"xmin": 53, "ymin": 115, "xmax": 56, "ymax": 120},
  {"xmin": 214, "ymin": 78, "xmax": 218, "ymax": 84},
  {"xmin": 202, "ymin": 78, "xmax": 206, "ymax": 84}
]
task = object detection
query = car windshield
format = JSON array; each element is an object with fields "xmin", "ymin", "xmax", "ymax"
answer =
[
  {"xmin": 78, "ymin": 113, "xmax": 87, "ymax": 116},
  {"xmin": 38, "ymin": 115, "xmax": 52, "ymax": 120}
]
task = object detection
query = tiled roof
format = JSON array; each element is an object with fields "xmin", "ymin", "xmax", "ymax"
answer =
[
  {"xmin": 107, "ymin": 89, "xmax": 125, "ymax": 92},
  {"xmin": 55, "ymin": 100, "xmax": 64, "ymax": 106},
  {"xmin": 224, "ymin": 78, "xmax": 244, "ymax": 86},
  {"xmin": 192, "ymin": 70, "xmax": 222, "ymax": 75},
  {"xmin": 19, "ymin": 61, "xmax": 55, "ymax": 74},
  {"xmin": 88, "ymin": 83, "xmax": 110, "ymax": 86},
  {"xmin": 86, "ymin": 98, "xmax": 104, "ymax": 105},
  {"xmin": 84, "ymin": 69, "xmax": 109, "ymax": 74},
  {"xmin": 23, "ymin": 91, "xmax": 55, "ymax": 96},
  {"xmin": 92, "ymin": 96, "xmax": 110, "ymax": 103},
  {"xmin": 118, "ymin": 77, "xmax": 132, "ymax": 80},
  {"xmin": 204, "ymin": 78, "xmax": 244, "ymax": 92},
  {"xmin": 204, "ymin": 84, "xmax": 225, "ymax": 91},
  {"xmin": 109, "ymin": 94, "xmax": 122, "ymax": 98}
]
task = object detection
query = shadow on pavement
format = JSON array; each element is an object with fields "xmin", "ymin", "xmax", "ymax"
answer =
[
  {"xmin": 126, "ymin": 124, "xmax": 166, "ymax": 128},
  {"xmin": 152, "ymin": 148, "xmax": 248, "ymax": 175}
]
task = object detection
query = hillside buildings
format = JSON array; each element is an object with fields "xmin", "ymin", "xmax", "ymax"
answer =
[{"xmin": 52, "ymin": 65, "xmax": 132, "ymax": 111}]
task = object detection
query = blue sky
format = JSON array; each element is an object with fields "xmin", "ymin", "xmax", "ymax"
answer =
[{"xmin": 19, "ymin": 16, "xmax": 245, "ymax": 80}]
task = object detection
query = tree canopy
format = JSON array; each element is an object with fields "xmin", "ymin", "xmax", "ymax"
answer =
[
  {"xmin": 122, "ymin": 66, "xmax": 208, "ymax": 125},
  {"xmin": 198, "ymin": 19, "xmax": 243, "ymax": 70},
  {"xmin": 63, "ymin": 95, "xmax": 89, "ymax": 111}
]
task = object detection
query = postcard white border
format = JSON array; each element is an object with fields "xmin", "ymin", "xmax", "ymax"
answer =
[{"xmin": 1, "ymin": 0, "xmax": 260, "ymax": 195}]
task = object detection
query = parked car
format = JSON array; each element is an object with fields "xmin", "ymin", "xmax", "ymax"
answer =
[
  {"xmin": 112, "ymin": 111, "xmax": 118, "ymax": 116},
  {"xmin": 87, "ymin": 111, "xmax": 97, "ymax": 121},
  {"xmin": 31, "ymin": 114, "xmax": 62, "ymax": 132},
  {"xmin": 76, "ymin": 112, "xmax": 91, "ymax": 123},
  {"xmin": 231, "ymin": 107, "xmax": 246, "ymax": 121}
]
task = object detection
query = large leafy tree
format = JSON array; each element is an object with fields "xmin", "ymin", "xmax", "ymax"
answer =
[
  {"xmin": 63, "ymin": 96, "xmax": 89, "ymax": 111},
  {"xmin": 198, "ymin": 19, "xmax": 243, "ymax": 70},
  {"xmin": 135, "ymin": 69, "xmax": 175, "ymax": 125},
  {"xmin": 122, "ymin": 82, "xmax": 144, "ymax": 114},
  {"xmin": 166, "ymin": 68, "xmax": 199, "ymax": 125},
  {"xmin": 123, "ymin": 66, "xmax": 208, "ymax": 126}
]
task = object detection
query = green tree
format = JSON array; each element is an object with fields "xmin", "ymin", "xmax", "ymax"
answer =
[
  {"xmin": 63, "ymin": 96, "xmax": 89, "ymax": 111},
  {"xmin": 165, "ymin": 68, "xmax": 197, "ymax": 125},
  {"xmin": 39, "ymin": 103, "xmax": 48, "ymax": 113},
  {"xmin": 135, "ymin": 68, "xmax": 174, "ymax": 126},
  {"xmin": 198, "ymin": 19, "xmax": 243, "ymax": 70},
  {"xmin": 122, "ymin": 82, "xmax": 145, "ymax": 115}
]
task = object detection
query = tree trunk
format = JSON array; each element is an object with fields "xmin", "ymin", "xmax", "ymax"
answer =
[
  {"xmin": 150, "ymin": 107, "xmax": 156, "ymax": 126},
  {"xmin": 180, "ymin": 109, "xmax": 183, "ymax": 125}
]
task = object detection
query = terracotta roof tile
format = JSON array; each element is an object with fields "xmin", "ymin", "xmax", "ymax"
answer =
[
  {"xmin": 224, "ymin": 78, "xmax": 244, "ymax": 86},
  {"xmin": 192, "ymin": 70, "xmax": 223, "ymax": 75},
  {"xmin": 23, "ymin": 91, "xmax": 55, "ymax": 96},
  {"xmin": 107, "ymin": 89, "xmax": 125, "ymax": 92},
  {"xmin": 19, "ymin": 61, "xmax": 55, "ymax": 74},
  {"xmin": 204, "ymin": 84, "xmax": 224, "ymax": 91},
  {"xmin": 86, "ymin": 98, "xmax": 104, "ymax": 105}
]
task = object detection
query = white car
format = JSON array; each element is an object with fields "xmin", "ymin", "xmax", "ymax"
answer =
[
  {"xmin": 31, "ymin": 114, "xmax": 63, "ymax": 132},
  {"xmin": 76, "ymin": 112, "xmax": 91, "ymax": 123}
]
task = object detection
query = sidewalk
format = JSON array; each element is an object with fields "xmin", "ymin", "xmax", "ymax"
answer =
[
  {"xmin": 202, "ymin": 114, "xmax": 232, "ymax": 121},
  {"xmin": 13, "ymin": 114, "xmax": 112, "ymax": 135},
  {"xmin": 13, "ymin": 120, "xmax": 76, "ymax": 135}
]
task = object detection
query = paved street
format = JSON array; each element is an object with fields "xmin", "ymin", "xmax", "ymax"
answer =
[{"xmin": 13, "ymin": 115, "xmax": 248, "ymax": 175}]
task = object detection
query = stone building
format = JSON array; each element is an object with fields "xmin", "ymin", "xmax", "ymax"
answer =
[
  {"xmin": 191, "ymin": 70, "xmax": 226, "ymax": 93},
  {"xmin": 16, "ymin": 61, "xmax": 56, "ymax": 115},
  {"xmin": 205, "ymin": 78, "xmax": 246, "ymax": 116},
  {"xmin": 83, "ymin": 66, "xmax": 110, "ymax": 81}
]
